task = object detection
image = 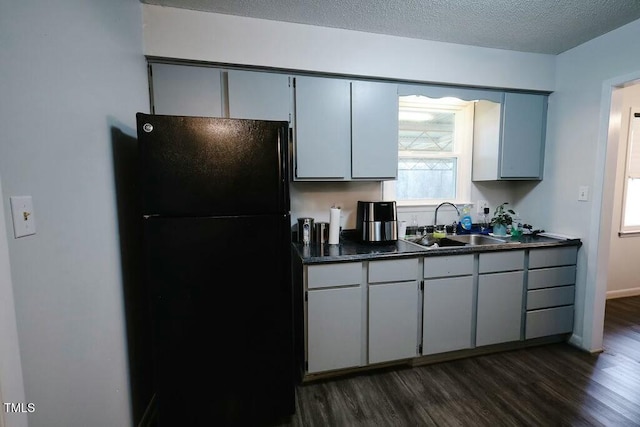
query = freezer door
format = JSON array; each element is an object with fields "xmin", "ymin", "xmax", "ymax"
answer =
[
  {"xmin": 137, "ymin": 113, "xmax": 290, "ymax": 216},
  {"xmin": 143, "ymin": 214, "xmax": 295, "ymax": 425}
]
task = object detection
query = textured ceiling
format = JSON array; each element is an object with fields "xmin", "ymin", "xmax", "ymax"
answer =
[{"xmin": 140, "ymin": 0, "xmax": 640, "ymax": 54}]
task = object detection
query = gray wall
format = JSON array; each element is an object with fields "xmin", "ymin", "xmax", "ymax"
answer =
[{"xmin": 0, "ymin": 1, "xmax": 148, "ymax": 426}]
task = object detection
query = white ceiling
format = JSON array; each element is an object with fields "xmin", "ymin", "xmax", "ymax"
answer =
[{"xmin": 140, "ymin": 0, "xmax": 640, "ymax": 54}]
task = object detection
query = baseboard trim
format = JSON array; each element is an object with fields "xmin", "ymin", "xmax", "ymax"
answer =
[
  {"xmin": 301, "ymin": 335, "xmax": 570, "ymax": 383},
  {"xmin": 606, "ymin": 288, "xmax": 640, "ymax": 299},
  {"xmin": 568, "ymin": 333, "xmax": 583, "ymax": 349}
]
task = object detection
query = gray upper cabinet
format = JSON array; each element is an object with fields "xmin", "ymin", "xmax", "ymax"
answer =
[
  {"xmin": 294, "ymin": 76, "xmax": 399, "ymax": 181},
  {"xmin": 351, "ymin": 81, "xmax": 399, "ymax": 179},
  {"xmin": 149, "ymin": 64, "xmax": 292, "ymax": 123},
  {"xmin": 227, "ymin": 70, "xmax": 291, "ymax": 122},
  {"xmin": 150, "ymin": 63, "xmax": 223, "ymax": 117},
  {"xmin": 294, "ymin": 76, "xmax": 351, "ymax": 180},
  {"xmin": 149, "ymin": 62, "xmax": 549, "ymax": 182},
  {"xmin": 473, "ymin": 92, "xmax": 548, "ymax": 181},
  {"xmin": 500, "ymin": 92, "xmax": 547, "ymax": 179}
]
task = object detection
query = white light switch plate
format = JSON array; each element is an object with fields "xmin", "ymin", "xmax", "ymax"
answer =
[
  {"xmin": 578, "ymin": 186, "xmax": 589, "ymax": 202},
  {"xmin": 10, "ymin": 196, "xmax": 36, "ymax": 238}
]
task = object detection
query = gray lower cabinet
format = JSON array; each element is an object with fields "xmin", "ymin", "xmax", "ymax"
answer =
[
  {"xmin": 368, "ymin": 258, "xmax": 419, "ymax": 364},
  {"xmin": 525, "ymin": 246, "xmax": 578, "ymax": 339},
  {"xmin": 476, "ymin": 251, "xmax": 525, "ymax": 346},
  {"xmin": 306, "ymin": 262, "xmax": 363, "ymax": 373},
  {"xmin": 422, "ymin": 255, "xmax": 474, "ymax": 355},
  {"xmin": 300, "ymin": 244, "xmax": 579, "ymax": 378}
]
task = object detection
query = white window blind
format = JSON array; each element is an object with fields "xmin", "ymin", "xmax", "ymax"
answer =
[{"xmin": 628, "ymin": 111, "xmax": 640, "ymax": 178}]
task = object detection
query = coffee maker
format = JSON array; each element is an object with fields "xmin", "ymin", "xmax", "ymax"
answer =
[{"xmin": 356, "ymin": 201, "xmax": 398, "ymax": 243}]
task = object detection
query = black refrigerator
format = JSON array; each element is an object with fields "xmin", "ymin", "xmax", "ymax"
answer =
[{"xmin": 136, "ymin": 113, "xmax": 295, "ymax": 426}]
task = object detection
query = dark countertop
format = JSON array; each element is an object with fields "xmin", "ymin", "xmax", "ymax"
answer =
[{"xmin": 292, "ymin": 230, "xmax": 582, "ymax": 265}]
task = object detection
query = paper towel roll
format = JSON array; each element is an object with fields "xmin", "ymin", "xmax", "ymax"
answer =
[
  {"xmin": 328, "ymin": 207, "xmax": 341, "ymax": 245},
  {"xmin": 398, "ymin": 221, "xmax": 407, "ymax": 239}
]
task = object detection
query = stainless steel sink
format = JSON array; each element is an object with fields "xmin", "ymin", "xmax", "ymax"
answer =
[
  {"xmin": 442, "ymin": 234, "xmax": 511, "ymax": 246},
  {"xmin": 407, "ymin": 233, "xmax": 516, "ymax": 248}
]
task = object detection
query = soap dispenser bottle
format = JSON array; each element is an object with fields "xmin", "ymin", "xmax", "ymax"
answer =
[
  {"xmin": 460, "ymin": 204, "xmax": 473, "ymax": 232},
  {"xmin": 481, "ymin": 207, "xmax": 491, "ymax": 233}
]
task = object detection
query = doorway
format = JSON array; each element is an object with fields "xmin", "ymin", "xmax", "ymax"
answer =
[{"xmin": 590, "ymin": 73, "xmax": 640, "ymax": 352}]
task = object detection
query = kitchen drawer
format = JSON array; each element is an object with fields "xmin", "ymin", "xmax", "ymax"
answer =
[
  {"xmin": 528, "ymin": 266, "xmax": 576, "ymax": 290},
  {"xmin": 529, "ymin": 246, "xmax": 577, "ymax": 269},
  {"xmin": 479, "ymin": 250, "xmax": 525, "ymax": 274},
  {"xmin": 423, "ymin": 254, "xmax": 474, "ymax": 278},
  {"xmin": 369, "ymin": 258, "xmax": 418, "ymax": 283},
  {"xmin": 525, "ymin": 305, "xmax": 574, "ymax": 339},
  {"xmin": 527, "ymin": 285, "xmax": 575, "ymax": 310},
  {"xmin": 307, "ymin": 262, "xmax": 362, "ymax": 289}
]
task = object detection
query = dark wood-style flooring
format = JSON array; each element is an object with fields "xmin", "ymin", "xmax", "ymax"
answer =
[{"xmin": 274, "ymin": 296, "xmax": 640, "ymax": 426}]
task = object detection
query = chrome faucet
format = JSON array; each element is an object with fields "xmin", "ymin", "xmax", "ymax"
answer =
[{"xmin": 434, "ymin": 202, "xmax": 460, "ymax": 226}]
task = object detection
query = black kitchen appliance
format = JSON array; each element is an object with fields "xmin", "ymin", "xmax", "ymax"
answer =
[
  {"xmin": 356, "ymin": 201, "xmax": 398, "ymax": 243},
  {"xmin": 136, "ymin": 113, "xmax": 295, "ymax": 426}
]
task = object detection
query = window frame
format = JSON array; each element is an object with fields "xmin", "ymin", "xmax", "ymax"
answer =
[{"xmin": 383, "ymin": 97, "xmax": 474, "ymax": 207}]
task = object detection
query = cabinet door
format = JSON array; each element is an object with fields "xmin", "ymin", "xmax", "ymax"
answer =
[
  {"xmin": 351, "ymin": 81, "xmax": 399, "ymax": 179},
  {"xmin": 294, "ymin": 76, "xmax": 351, "ymax": 180},
  {"xmin": 422, "ymin": 276, "xmax": 474, "ymax": 355},
  {"xmin": 472, "ymin": 99, "xmax": 502, "ymax": 181},
  {"xmin": 476, "ymin": 271, "xmax": 524, "ymax": 346},
  {"xmin": 500, "ymin": 92, "xmax": 547, "ymax": 179},
  {"xmin": 369, "ymin": 281, "xmax": 419, "ymax": 364},
  {"xmin": 307, "ymin": 287, "xmax": 362, "ymax": 373},
  {"xmin": 150, "ymin": 63, "xmax": 223, "ymax": 117},
  {"xmin": 228, "ymin": 70, "xmax": 291, "ymax": 122}
]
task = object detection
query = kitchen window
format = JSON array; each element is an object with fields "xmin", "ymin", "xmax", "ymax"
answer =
[
  {"xmin": 621, "ymin": 108, "xmax": 640, "ymax": 234},
  {"xmin": 383, "ymin": 95, "xmax": 474, "ymax": 206}
]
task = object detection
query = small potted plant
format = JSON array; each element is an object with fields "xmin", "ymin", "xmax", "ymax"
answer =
[{"xmin": 490, "ymin": 202, "xmax": 515, "ymax": 236}]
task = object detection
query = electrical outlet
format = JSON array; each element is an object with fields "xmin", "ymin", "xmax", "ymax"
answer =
[
  {"xmin": 10, "ymin": 196, "xmax": 36, "ymax": 238},
  {"xmin": 476, "ymin": 200, "xmax": 489, "ymax": 214}
]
